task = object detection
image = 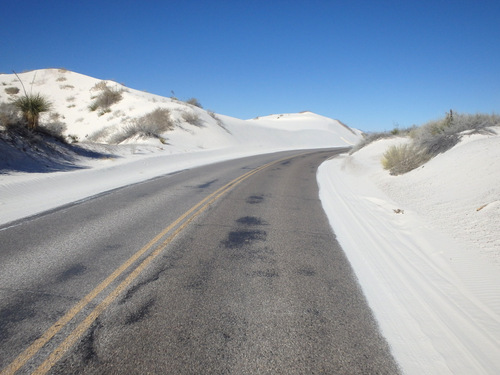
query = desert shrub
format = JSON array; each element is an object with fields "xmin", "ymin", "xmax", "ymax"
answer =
[
  {"xmin": 381, "ymin": 144, "xmax": 430, "ymax": 175},
  {"xmin": 89, "ymin": 85, "xmax": 123, "ymax": 112},
  {"xmin": 411, "ymin": 111, "xmax": 499, "ymax": 156},
  {"xmin": 443, "ymin": 112, "xmax": 499, "ymax": 134},
  {"xmin": 12, "ymin": 93, "xmax": 52, "ymax": 129},
  {"xmin": 88, "ymin": 126, "xmax": 113, "ymax": 142},
  {"xmin": 91, "ymin": 81, "xmax": 109, "ymax": 92},
  {"xmin": 412, "ymin": 130, "xmax": 460, "ymax": 156},
  {"xmin": 186, "ymin": 97, "xmax": 203, "ymax": 108},
  {"xmin": 56, "ymin": 76, "xmax": 67, "ymax": 82},
  {"xmin": 0, "ymin": 102, "xmax": 21, "ymax": 127},
  {"xmin": 4, "ymin": 87, "xmax": 20, "ymax": 95},
  {"xmin": 351, "ymin": 124, "xmax": 418, "ymax": 154},
  {"xmin": 59, "ymin": 84, "xmax": 74, "ymax": 90},
  {"xmin": 109, "ymin": 108, "xmax": 174, "ymax": 144},
  {"xmin": 182, "ymin": 111, "xmax": 204, "ymax": 127},
  {"xmin": 98, "ymin": 108, "xmax": 112, "ymax": 116}
]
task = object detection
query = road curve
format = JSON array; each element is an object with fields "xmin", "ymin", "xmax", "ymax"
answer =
[{"xmin": 0, "ymin": 149, "xmax": 400, "ymax": 374}]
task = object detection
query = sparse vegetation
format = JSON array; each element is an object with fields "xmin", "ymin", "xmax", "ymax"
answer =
[
  {"xmin": 411, "ymin": 111, "xmax": 499, "ymax": 156},
  {"xmin": 59, "ymin": 84, "xmax": 74, "ymax": 90},
  {"xmin": 186, "ymin": 97, "xmax": 203, "ymax": 108},
  {"xmin": 87, "ymin": 126, "xmax": 113, "ymax": 142},
  {"xmin": 4, "ymin": 87, "xmax": 20, "ymax": 95},
  {"xmin": 0, "ymin": 102, "xmax": 66, "ymax": 144},
  {"xmin": 12, "ymin": 93, "xmax": 52, "ymax": 130},
  {"xmin": 381, "ymin": 143, "xmax": 431, "ymax": 175},
  {"xmin": 109, "ymin": 108, "xmax": 174, "ymax": 144},
  {"xmin": 88, "ymin": 81, "xmax": 123, "ymax": 113},
  {"xmin": 56, "ymin": 76, "xmax": 67, "ymax": 82},
  {"xmin": 98, "ymin": 108, "xmax": 112, "ymax": 116},
  {"xmin": 0, "ymin": 102, "xmax": 19, "ymax": 128},
  {"xmin": 182, "ymin": 111, "xmax": 204, "ymax": 127},
  {"xmin": 352, "ymin": 110, "xmax": 500, "ymax": 175}
]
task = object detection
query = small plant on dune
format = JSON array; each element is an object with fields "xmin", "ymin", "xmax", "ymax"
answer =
[
  {"xmin": 185, "ymin": 97, "xmax": 203, "ymax": 108},
  {"xmin": 13, "ymin": 94, "xmax": 52, "ymax": 129},
  {"xmin": 355, "ymin": 110, "xmax": 499, "ymax": 176},
  {"xmin": 411, "ymin": 110, "xmax": 499, "ymax": 157},
  {"xmin": 10, "ymin": 71, "xmax": 52, "ymax": 130},
  {"xmin": 0, "ymin": 102, "xmax": 19, "ymax": 128},
  {"xmin": 4, "ymin": 87, "xmax": 20, "ymax": 95},
  {"xmin": 182, "ymin": 111, "xmax": 204, "ymax": 127},
  {"xmin": 13, "ymin": 93, "xmax": 52, "ymax": 130},
  {"xmin": 109, "ymin": 108, "xmax": 174, "ymax": 144},
  {"xmin": 381, "ymin": 143, "xmax": 430, "ymax": 175},
  {"xmin": 89, "ymin": 81, "xmax": 123, "ymax": 112},
  {"xmin": 88, "ymin": 126, "xmax": 113, "ymax": 142}
]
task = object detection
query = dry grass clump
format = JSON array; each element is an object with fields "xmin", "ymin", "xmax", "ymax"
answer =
[
  {"xmin": 185, "ymin": 97, "xmax": 203, "ymax": 108},
  {"xmin": 411, "ymin": 111, "xmax": 499, "ymax": 156},
  {"xmin": 378, "ymin": 111, "xmax": 499, "ymax": 175},
  {"xmin": 109, "ymin": 108, "xmax": 174, "ymax": 144},
  {"xmin": 88, "ymin": 82, "xmax": 123, "ymax": 114},
  {"xmin": 381, "ymin": 144, "xmax": 431, "ymax": 175},
  {"xmin": 182, "ymin": 111, "xmax": 204, "ymax": 127},
  {"xmin": 349, "ymin": 110, "xmax": 499, "ymax": 175},
  {"xmin": 87, "ymin": 126, "xmax": 113, "ymax": 143},
  {"xmin": 4, "ymin": 87, "xmax": 20, "ymax": 95},
  {"xmin": 0, "ymin": 102, "xmax": 66, "ymax": 142},
  {"xmin": 0, "ymin": 102, "xmax": 19, "ymax": 128}
]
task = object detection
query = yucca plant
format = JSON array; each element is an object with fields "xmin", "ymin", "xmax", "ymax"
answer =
[
  {"xmin": 13, "ymin": 93, "xmax": 52, "ymax": 129},
  {"xmin": 11, "ymin": 71, "xmax": 52, "ymax": 130}
]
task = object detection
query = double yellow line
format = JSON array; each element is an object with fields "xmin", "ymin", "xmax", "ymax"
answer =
[{"xmin": 1, "ymin": 155, "xmax": 293, "ymax": 375}]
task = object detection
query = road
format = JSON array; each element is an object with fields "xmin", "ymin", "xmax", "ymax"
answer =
[{"xmin": 0, "ymin": 149, "xmax": 400, "ymax": 374}]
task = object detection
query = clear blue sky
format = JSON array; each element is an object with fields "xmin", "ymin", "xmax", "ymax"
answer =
[{"xmin": 2, "ymin": 0, "xmax": 499, "ymax": 131}]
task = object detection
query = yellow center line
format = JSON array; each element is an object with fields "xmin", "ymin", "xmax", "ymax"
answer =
[{"xmin": 1, "ymin": 153, "xmax": 301, "ymax": 375}]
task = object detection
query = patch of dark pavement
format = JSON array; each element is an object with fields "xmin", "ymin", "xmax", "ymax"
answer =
[
  {"xmin": 197, "ymin": 179, "xmax": 218, "ymax": 189},
  {"xmin": 235, "ymin": 216, "xmax": 268, "ymax": 226},
  {"xmin": 296, "ymin": 266, "xmax": 317, "ymax": 277},
  {"xmin": 246, "ymin": 195, "xmax": 264, "ymax": 204},
  {"xmin": 56, "ymin": 263, "xmax": 87, "ymax": 283},
  {"xmin": 222, "ymin": 230, "xmax": 267, "ymax": 249},
  {"xmin": 251, "ymin": 269, "xmax": 279, "ymax": 278},
  {"xmin": 124, "ymin": 298, "xmax": 156, "ymax": 325}
]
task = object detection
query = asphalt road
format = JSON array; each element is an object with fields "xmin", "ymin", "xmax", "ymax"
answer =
[{"xmin": 0, "ymin": 149, "xmax": 400, "ymax": 374}]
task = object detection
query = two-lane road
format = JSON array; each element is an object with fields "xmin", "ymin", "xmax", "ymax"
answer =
[{"xmin": 0, "ymin": 149, "xmax": 400, "ymax": 374}]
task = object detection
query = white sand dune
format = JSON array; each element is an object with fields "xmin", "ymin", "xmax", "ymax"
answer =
[
  {"xmin": 318, "ymin": 130, "xmax": 500, "ymax": 374},
  {"xmin": 2, "ymin": 69, "xmax": 499, "ymax": 373}
]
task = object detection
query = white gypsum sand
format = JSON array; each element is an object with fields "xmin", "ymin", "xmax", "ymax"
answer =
[{"xmin": 318, "ymin": 130, "xmax": 500, "ymax": 374}]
